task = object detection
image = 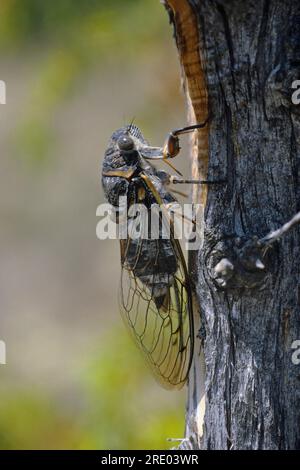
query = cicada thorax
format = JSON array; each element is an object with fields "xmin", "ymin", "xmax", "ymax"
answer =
[{"xmin": 102, "ymin": 129, "xmax": 141, "ymax": 206}]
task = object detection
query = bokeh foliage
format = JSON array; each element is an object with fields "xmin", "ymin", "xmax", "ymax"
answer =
[
  {"xmin": 0, "ymin": 0, "xmax": 185, "ymax": 450},
  {"xmin": 0, "ymin": 0, "xmax": 172, "ymax": 166},
  {"xmin": 0, "ymin": 328, "xmax": 184, "ymax": 449}
]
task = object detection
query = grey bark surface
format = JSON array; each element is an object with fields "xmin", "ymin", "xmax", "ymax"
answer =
[{"xmin": 169, "ymin": 0, "xmax": 300, "ymax": 450}]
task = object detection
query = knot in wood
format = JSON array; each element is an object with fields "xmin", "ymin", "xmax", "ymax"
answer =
[{"xmin": 206, "ymin": 235, "xmax": 272, "ymax": 292}]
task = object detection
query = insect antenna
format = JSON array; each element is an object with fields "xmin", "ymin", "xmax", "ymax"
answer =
[{"xmin": 128, "ymin": 116, "xmax": 136, "ymax": 134}]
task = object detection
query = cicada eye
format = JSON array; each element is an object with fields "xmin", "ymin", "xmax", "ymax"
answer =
[{"xmin": 117, "ymin": 135, "xmax": 135, "ymax": 151}]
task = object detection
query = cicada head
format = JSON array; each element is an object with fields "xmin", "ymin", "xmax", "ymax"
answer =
[
  {"xmin": 103, "ymin": 124, "xmax": 148, "ymax": 171},
  {"xmin": 102, "ymin": 124, "xmax": 148, "ymax": 206}
]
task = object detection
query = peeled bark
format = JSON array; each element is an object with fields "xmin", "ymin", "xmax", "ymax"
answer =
[{"xmin": 164, "ymin": 0, "xmax": 300, "ymax": 450}]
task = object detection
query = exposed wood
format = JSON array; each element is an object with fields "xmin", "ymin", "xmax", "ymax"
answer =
[
  {"xmin": 165, "ymin": 0, "xmax": 209, "ymax": 208},
  {"xmin": 164, "ymin": 0, "xmax": 210, "ymax": 443}
]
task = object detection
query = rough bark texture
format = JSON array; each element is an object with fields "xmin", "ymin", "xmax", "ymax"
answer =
[{"xmin": 165, "ymin": 0, "xmax": 300, "ymax": 450}]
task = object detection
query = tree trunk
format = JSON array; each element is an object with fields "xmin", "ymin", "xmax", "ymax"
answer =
[{"xmin": 164, "ymin": 0, "xmax": 300, "ymax": 450}]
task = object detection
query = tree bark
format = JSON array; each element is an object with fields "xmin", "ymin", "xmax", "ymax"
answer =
[{"xmin": 164, "ymin": 0, "xmax": 300, "ymax": 450}]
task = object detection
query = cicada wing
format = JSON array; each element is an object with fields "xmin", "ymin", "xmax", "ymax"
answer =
[{"xmin": 118, "ymin": 234, "xmax": 194, "ymax": 390}]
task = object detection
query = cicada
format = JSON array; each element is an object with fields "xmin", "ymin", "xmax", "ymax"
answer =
[{"xmin": 101, "ymin": 120, "xmax": 209, "ymax": 389}]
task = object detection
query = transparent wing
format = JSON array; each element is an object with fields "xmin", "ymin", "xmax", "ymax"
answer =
[{"xmin": 118, "ymin": 200, "xmax": 194, "ymax": 390}]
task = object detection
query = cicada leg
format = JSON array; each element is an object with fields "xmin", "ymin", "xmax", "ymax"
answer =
[
  {"xmin": 139, "ymin": 116, "xmax": 212, "ymax": 175},
  {"xmin": 156, "ymin": 170, "xmax": 227, "ymax": 187}
]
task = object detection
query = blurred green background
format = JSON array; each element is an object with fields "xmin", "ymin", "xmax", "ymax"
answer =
[{"xmin": 0, "ymin": 0, "xmax": 190, "ymax": 450}]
